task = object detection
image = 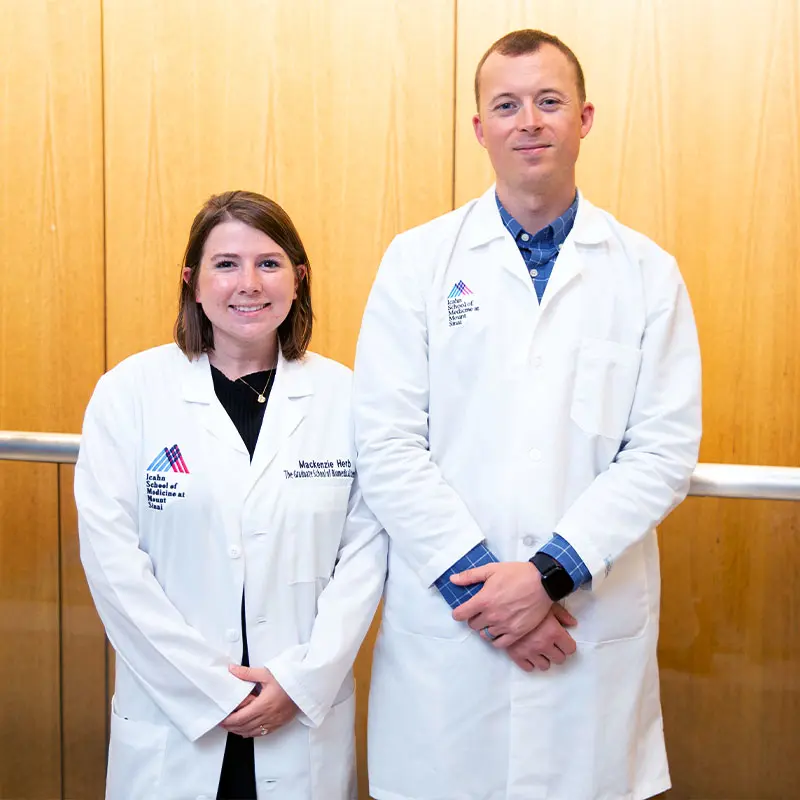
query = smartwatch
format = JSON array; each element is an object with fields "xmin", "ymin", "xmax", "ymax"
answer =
[{"xmin": 530, "ymin": 551, "xmax": 574, "ymax": 602}]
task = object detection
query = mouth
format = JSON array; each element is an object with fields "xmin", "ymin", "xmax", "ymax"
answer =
[
  {"xmin": 229, "ymin": 302, "xmax": 270, "ymax": 315},
  {"xmin": 514, "ymin": 144, "xmax": 551, "ymax": 152}
]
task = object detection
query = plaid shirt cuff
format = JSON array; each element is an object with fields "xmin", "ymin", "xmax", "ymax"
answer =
[
  {"xmin": 433, "ymin": 543, "xmax": 499, "ymax": 609},
  {"xmin": 539, "ymin": 534, "xmax": 592, "ymax": 589}
]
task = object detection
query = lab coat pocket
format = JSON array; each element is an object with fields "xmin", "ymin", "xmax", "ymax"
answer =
[
  {"xmin": 563, "ymin": 545, "xmax": 649, "ymax": 643},
  {"xmin": 309, "ymin": 688, "xmax": 357, "ymax": 800},
  {"xmin": 106, "ymin": 700, "xmax": 168, "ymax": 799},
  {"xmin": 571, "ymin": 338, "xmax": 642, "ymax": 440},
  {"xmin": 287, "ymin": 480, "xmax": 350, "ymax": 584}
]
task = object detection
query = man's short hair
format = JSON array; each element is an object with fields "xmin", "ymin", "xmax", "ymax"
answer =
[{"xmin": 474, "ymin": 29, "xmax": 586, "ymax": 108}]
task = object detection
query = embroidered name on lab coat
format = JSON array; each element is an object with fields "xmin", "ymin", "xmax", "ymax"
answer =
[{"xmin": 284, "ymin": 458, "xmax": 354, "ymax": 480}]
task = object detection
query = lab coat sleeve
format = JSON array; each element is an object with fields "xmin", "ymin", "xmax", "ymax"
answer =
[
  {"xmin": 265, "ymin": 474, "xmax": 387, "ymax": 727},
  {"xmin": 555, "ymin": 258, "xmax": 702, "ymax": 591},
  {"xmin": 352, "ymin": 234, "xmax": 486, "ymax": 586},
  {"xmin": 75, "ymin": 373, "xmax": 252, "ymax": 742}
]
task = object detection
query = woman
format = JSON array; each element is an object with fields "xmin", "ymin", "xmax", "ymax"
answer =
[{"xmin": 75, "ymin": 190, "xmax": 386, "ymax": 799}]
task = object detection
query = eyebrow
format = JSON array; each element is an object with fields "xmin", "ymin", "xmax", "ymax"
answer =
[
  {"xmin": 489, "ymin": 87, "xmax": 568, "ymax": 104},
  {"xmin": 210, "ymin": 252, "xmax": 285, "ymax": 260}
]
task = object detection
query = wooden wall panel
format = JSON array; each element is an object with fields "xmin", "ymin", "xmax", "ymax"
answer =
[
  {"xmin": 103, "ymin": 0, "xmax": 455, "ymax": 370},
  {"xmin": 456, "ymin": 1, "xmax": 800, "ymax": 796},
  {"xmin": 60, "ymin": 465, "xmax": 108, "ymax": 800},
  {"xmin": 103, "ymin": 2, "xmax": 455, "ymax": 796},
  {"xmin": 0, "ymin": 1, "xmax": 105, "ymax": 798},
  {"xmin": 0, "ymin": 464, "xmax": 61, "ymax": 799}
]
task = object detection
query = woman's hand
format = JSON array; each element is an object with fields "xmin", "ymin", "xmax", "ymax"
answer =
[{"xmin": 220, "ymin": 665, "xmax": 299, "ymax": 738}]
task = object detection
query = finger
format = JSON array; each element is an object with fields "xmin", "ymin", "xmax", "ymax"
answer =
[
  {"xmin": 509, "ymin": 653, "xmax": 535, "ymax": 672},
  {"xmin": 468, "ymin": 612, "xmax": 496, "ymax": 631},
  {"xmin": 490, "ymin": 630, "xmax": 522, "ymax": 649},
  {"xmin": 223, "ymin": 698, "xmax": 266, "ymax": 729},
  {"xmin": 449, "ymin": 564, "xmax": 498, "ymax": 586},
  {"xmin": 451, "ymin": 594, "xmax": 487, "ymax": 622},
  {"xmin": 552, "ymin": 627, "xmax": 577, "ymax": 656},
  {"xmin": 544, "ymin": 646, "xmax": 566, "ymax": 665},
  {"xmin": 552, "ymin": 604, "xmax": 577, "ymax": 627},
  {"xmin": 229, "ymin": 664, "xmax": 269, "ymax": 683},
  {"xmin": 530, "ymin": 654, "xmax": 551, "ymax": 671}
]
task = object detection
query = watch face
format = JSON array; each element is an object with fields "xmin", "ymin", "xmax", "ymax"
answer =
[{"xmin": 546, "ymin": 567, "xmax": 574, "ymax": 601}]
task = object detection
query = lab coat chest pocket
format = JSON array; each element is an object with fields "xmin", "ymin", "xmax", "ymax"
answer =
[
  {"xmin": 286, "ymin": 480, "xmax": 350, "ymax": 584},
  {"xmin": 571, "ymin": 337, "xmax": 642, "ymax": 440}
]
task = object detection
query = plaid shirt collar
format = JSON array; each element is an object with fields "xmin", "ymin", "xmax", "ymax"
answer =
[{"xmin": 495, "ymin": 191, "xmax": 579, "ymax": 250}]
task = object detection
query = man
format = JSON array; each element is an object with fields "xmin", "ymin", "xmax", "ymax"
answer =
[{"xmin": 354, "ymin": 29, "xmax": 701, "ymax": 800}]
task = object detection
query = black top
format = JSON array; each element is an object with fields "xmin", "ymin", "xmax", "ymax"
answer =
[
  {"xmin": 211, "ymin": 365, "xmax": 275, "ymax": 800},
  {"xmin": 210, "ymin": 365, "xmax": 274, "ymax": 458}
]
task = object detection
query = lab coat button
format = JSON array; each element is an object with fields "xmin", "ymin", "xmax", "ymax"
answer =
[
  {"xmin": 523, "ymin": 535, "xmax": 536, "ymax": 547},
  {"xmin": 225, "ymin": 628, "xmax": 240, "ymax": 642},
  {"xmin": 532, "ymin": 355, "xmax": 542, "ymax": 368},
  {"xmin": 528, "ymin": 448, "xmax": 542, "ymax": 462},
  {"xmin": 228, "ymin": 545, "xmax": 241, "ymax": 559}
]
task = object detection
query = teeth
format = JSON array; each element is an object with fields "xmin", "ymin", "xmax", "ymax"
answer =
[{"xmin": 231, "ymin": 304, "xmax": 268, "ymax": 312}]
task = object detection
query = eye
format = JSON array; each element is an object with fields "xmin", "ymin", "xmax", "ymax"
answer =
[
  {"xmin": 494, "ymin": 101, "xmax": 516, "ymax": 112},
  {"xmin": 539, "ymin": 97, "xmax": 562, "ymax": 109},
  {"xmin": 214, "ymin": 260, "xmax": 236, "ymax": 269},
  {"xmin": 258, "ymin": 259, "xmax": 281, "ymax": 269}
]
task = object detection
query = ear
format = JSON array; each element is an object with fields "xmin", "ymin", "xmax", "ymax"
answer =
[
  {"xmin": 472, "ymin": 113, "xmax": 486, "ymax": 148},
  {"xmin": 294, "ymin": 264, "xmax": 308, "ymax": 299},
  {"xmin": 579, "ymin": 102, "xmax": 595, "ymax": 139}
]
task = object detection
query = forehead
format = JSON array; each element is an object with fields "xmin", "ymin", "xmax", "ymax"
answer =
[
  {"xmin": 479, "ymin": 45, "xmax": 579, "ymax": 100},
  {"xmin": 202, "ymin": 219, "xmax": 284, "ymax": 256}
]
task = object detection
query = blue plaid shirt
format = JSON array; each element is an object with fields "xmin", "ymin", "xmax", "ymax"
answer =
[{"xmin": 434, "ymin": 193, "xmax": 591, "ymax": 608}]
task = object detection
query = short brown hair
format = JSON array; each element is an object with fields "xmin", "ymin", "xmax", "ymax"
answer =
[
  {"xmin": 474, "ymin": 29, "xmax": 586, "ymax": 108},
  {"xmin": 175, "ymin": 190, "xmax": 312, "ymax": 361}
]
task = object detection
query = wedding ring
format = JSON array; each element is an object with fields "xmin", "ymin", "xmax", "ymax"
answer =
[{"xmin": 482, "ymin": 626, "xmax": 498, "ymax": 641}]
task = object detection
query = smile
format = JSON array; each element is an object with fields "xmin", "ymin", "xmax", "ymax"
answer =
[{"xmin": 230, "ymin": 303, "xmax": 270, "ymax": 314}]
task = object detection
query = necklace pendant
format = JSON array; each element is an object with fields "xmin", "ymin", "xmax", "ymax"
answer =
[{"xmin": 257, "ymin": 394, "xmax": 266, "ymax": 403}]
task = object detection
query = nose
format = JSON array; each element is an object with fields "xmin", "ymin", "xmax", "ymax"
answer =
[
  {"xmin": 237, "ymin": 261, "xmax": 260, "ymax": 293},
  {"xmin": 517, "ymin": 100, "xmax": 542, "ymax": 133}
]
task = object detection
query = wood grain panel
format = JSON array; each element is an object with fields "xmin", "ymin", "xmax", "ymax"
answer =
[
  {"xmin": 0, "ymin": 463, "xmax": 61, "ymax": 799},
  {"xmin": 0, "ymin": 1, "xmax": 105, "ymax": 798},
  {"xmin": 103, "ymin": 0, "xmax": 454, "ymax": 370},
  {"xmin": 103, "ymin": 3, "xmax": 455, "ymax": 796},
  {"xmin": 60, "ymin": 465, "xmax": 108, "ymax": 800},
  {"xmin": 456, "ymin": 1, "xmax": 800, "ymax": 796}
]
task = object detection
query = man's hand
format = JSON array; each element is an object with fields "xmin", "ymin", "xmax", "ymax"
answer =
[
  {"xmin": 220, "ymin": 666, "xmax": 299, "ymax": 738},
  {"xmin": 450, "ymin": 561, "xmax": 553, "ymax": 647},
  {"xmin": 507, "ymin": 604, "xmax": 578, "ymax": 672}
]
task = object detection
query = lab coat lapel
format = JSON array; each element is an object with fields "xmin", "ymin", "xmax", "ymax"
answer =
[
  {"xmin": 540, "ymin": 193, "xmax": 612, "ymax": 312},
  {"xmin": 465, "ymin": 186, "xmax": 538, "ymax": 295},
  {"xmin": 246, "ymin": 349, "xmax": 313, "ymax": 497},
  {"xmin": 181, "ymin": 353, "xmax": 248, "ymax": 455}
]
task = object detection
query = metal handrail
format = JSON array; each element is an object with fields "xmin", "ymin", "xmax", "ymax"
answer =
[
  {"xmin": 1, "ymin": 430, "xmax": 799, "ymax": 501},
  {"xmin": 0, "ymin": 430, "xmax": 81, "ymax": 464}
]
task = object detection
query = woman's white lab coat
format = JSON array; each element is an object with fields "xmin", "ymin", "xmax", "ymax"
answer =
[
  {"xmin": 354, "ymin": 188, "xmax": 701, "ymax": 800},
  {"xmin": 75, "ymin": 344, "xmax": 386, "ymax": 800}
]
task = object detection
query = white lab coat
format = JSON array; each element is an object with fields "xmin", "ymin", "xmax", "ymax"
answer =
[
  {"xmin": 75, "ymin": 344, "xmax": 387, "ymax": 800},
  {"xmin": 354, "ymin": 187, "xmax": 701, "ymax": 800}
]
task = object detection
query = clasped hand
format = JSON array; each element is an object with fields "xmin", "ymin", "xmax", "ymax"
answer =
[
  {"xmin": 450, "ymin": 561, "xmax": 578, "ymax": 671},
  {"xmin": 220, "ymin": 665, "xmax": 298, "ymax": 738}
]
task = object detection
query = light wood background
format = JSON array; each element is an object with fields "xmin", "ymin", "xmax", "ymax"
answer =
[{"xmin": 1, "ymin": 0, "xmax": 798, "ymax": 798}]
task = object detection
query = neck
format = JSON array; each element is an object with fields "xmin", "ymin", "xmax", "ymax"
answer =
[
  {"xmin": 496, "ymin": 178, "xmax": 576, "ymax": 234},
  {"xmin": 208, "ymin": 334, "xmax": 278, "ymax": 381}
]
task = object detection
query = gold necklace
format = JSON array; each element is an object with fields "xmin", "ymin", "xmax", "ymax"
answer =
[{"xmin": 237, "ymin": 368, "xmax": 275, "ymax": 404}]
